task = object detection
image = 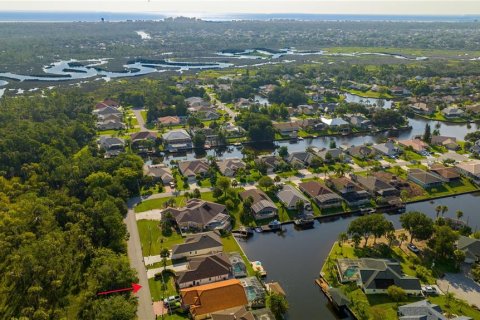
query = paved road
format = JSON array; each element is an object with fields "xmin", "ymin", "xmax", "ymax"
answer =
[
  {"xmin": 125, "ymin": 197, "xmax": 155, "ymax": 320},
  {"xmin": 206, "ymin": 92, "xmax": 238, "ymax": 119},
  {"xmin": 437, "ymin": 265, "xmax": 480, "ymax": 308},
  {"xmin": 132, "ymin": 109, "xmax": 152, "ymax": 132}
]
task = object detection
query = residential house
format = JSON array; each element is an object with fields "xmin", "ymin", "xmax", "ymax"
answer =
[
  {"xmin": 211, "ymin": 306, "xmax": 255, "ymax": 320},
  {"xmin": 298, "ymin": 181, "xmax": 343, "ymax": 209},
  {"xmin": 178, "ymin": 160, "xmax": 210, "ymax": 181},
  {"xmin": 456, "ymin": 160, "xmax": 480, "ymax": 183},
  {"xmin": 240, "ymin": 276, "xmax": 267, "ymax": 308},
  {"xmin": 347, "ymin": 115, "xmax": 371, "ymax": 129},
  {"xmin": 351, "ymin": 174, "xmax": 400, "ymax": 197},
  {"xmin": 442, "ymin": 106, "xmax": 465, "ymax": 118},
  {"xmin": 273, "ymin": 121, "xmax": 300, "ymax": 137},
  {"xmin": 144, "ymin": 164, "xmax": 174, "ymax": 185},
  {"xmin": 276, "ymin": 185, "xmax": 311, "ymax": 210},
  {"xmin": 391, "ymin": 86, "xmax": 407, "ymax": 96},
  {"xmin": 98, "ymin": 136, "xmax": 125, "ymax": 157},
  {"xmin": 346, "ymin": 145, "xmax": 376, "ymax": 160},
  {"xmin": 162, "ymin": 129, "xmax": 193, "ymax": 152},
  {"xmin": 93, "ymin": 105, "xmax": 122, "ymax": 117},
  {"xmin": 336, "ymin": 258, "xmax": 422, "ymax": 295},
  {"xmin": 163, "ymin": 199, "xmax": 231, "ymax": 233},
  {"xmin": 176, "ymin": 253, "xmax": 232, "ymax": 288},
  {"xmin": 223, "ymin": 123, "xmax": 245, "ymax": 137},
  {"xmin": 181, "ymin": 279, "xmax": 248, "ymax": 320},
  {"xmin": 398, "ymin": 139, "xmax": 429, "ymax": 154},
  {"xmin": 185, "ymin": 96, "xmax": 210, "ymax": 109},
  {"xmin": 198, "ymin": 110, "xmax": 221, "ymax": 121},
  {"xmin": 321, "ymin": 117, "xmax": 349, "ymax": 128},
  {"xmin": 171, "ymin": 232, "xmax": 223, "ymax": 260},
  {"xmin": 431, "ymin": 135, "xmax": 459, "ymax": 150},
  {"xmin": 429, "ymin": 163, "xmax": 460, "ymax": 182},
  {"xmin": 255, "ymin": 155, "xmax": 284, "ymax": 174},
  {"xmin": 398, "ymin": 300, "xmax": 472, "ymax": 320},
  {"xmin": 372, "ymin": 140, "xmax": 400, "ymax": 157},
  {"xmin": 130, "ymin": 131, "xmax": 157, "ymax": 146},
  {"xmin": 465, "ymin": 104, "xmax": 480, "ymax": 115},
  {"xmin": 297, "ymin": 104, "xmax": 315, "ymax": 115},
  {"xmin": 410, "ymin": 102, "xmax": 435, "ymax": 115},
  {"xmin": 216, "ymin": 158, "xmax": 246, "ymax": 177},
  {"xmin": 96, "ymin": 117, "xmax": 126, "ymax": 130},
  {"xmin": 322, "ymin": 103, "xmax": 338, "ymax": 113},
  {"xmin": 314, "ymin": 148, "xmax": 349, "ymax": 163},
  {"xmin": 228, "ymin": 253, "xmax": 247, "ymax": 278},
  {"xmin": 239, "ymin": 189, "xmax": 278, "ymax": 220},
  {"xmin": 287, "ymin": 151, "xmax": 316, "ymax": 168},
  {"xmin": 457, "ymin": 236, "xmax": 480, "ymax": 264},
  {"xmin": 235, "ymin": 98, "xmax": 253, "ymax": 109},
  {"xmin": 158, "ymin": 116, "xmax": 181, "ymax": 126},
  {"xmin": 95, "ymin": 98, "xmax": 120, "ymax": 110},
  {"xmin": 327, "ymin": 177, "xmax": 370, "ymax": 206},
  {"xmin": 407, "ymin": 168, "xmax": 445, "ymax": 188}
]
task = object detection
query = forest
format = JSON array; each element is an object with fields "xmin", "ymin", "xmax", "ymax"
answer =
[{"xmin": 0, "ymin": 92, "xmax": 142, "ymax": 319}]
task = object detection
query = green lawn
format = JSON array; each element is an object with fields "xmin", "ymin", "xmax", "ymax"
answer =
[
  {"xmin": 140, "ymin": 110, "xmax": 147, "ymax": 122},
  {"xmin": 411, "ymin": 178, "xmax": 479, "ymax": 201},
  {"xmin": 221, "ymin": 235, "xmax": 255, "ymax": 276},
  {"xmin": 135, "ymin": 196, "xmax": 188, "ymax": 213},
  {"xmin": 400, "ymin": 150, "xmax": 425, "ymax": 161},
  {"xmin": 137, "ymin": 220, "xmax": 184, "ymax": 256},
  {"xmin": 344, "ymin": 88, "xmax": 393, "ymax": 99},
  {"xmin": 148, "ymin": 272, "xmax": 177, "ymax": 301}
]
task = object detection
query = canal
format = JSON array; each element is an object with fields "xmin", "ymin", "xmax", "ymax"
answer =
[{"xmin": 237, "ymin": 192, "xmax": 480, "ymax": 319}]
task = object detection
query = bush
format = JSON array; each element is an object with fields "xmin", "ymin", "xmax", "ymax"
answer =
[{"xmin": 415, "ymin": 265, "xmax": 430, "ymax": 282}]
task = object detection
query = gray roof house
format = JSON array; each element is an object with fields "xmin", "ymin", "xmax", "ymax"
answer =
[
  {"xmin": 98, "ymin": 136, "xmax": 125, "ymax": 157},
  {"xmin": 372, "ymin": 140, "xmax": 399, "ymax": 157},
  {"xmin": 176, "ymin": 252, "xmax": 232, "ymax": 288},
  {"xmin": 240, "ymin": 189, "xmax": 278, "ymax": 220},
  {"xmin": 346, "ymin": 145, "xmax": 377, "ymax": 160},
  {"xmin": 178, "ymin": 159, "xmax": 210, "ymax": 180},
  {"xmin": 217, "ymin": 158, "xmax": 246, "ymax": 177},
  {"xmin": 171, "ymin": 231, "xmax": 223, "ymax": 260},
  {"xmin": 457, "ymin": 235, "xmax": 480, "ymax": 264},
  {"xmin": 163, "ymin": 199, "xmax": 231, "ymax": 233},
  {"xmin": 327, "ymin": 176, "xmax": 370, "ymax": 206},
  {"xmin": 351, "ymin": 174, "xmax": 400, "ymax": 197},
  {"xmin": 145, "ymin": 164, "xmax": 174, "ymax": 184},
  {"xmin": 276, "ymin": 185, "xmax": 311, "ymax": 210},
  {"xmin": 442, "ymin": 106, "xmax": 465, "ymax": 118},
  {"xmin": 162, "ymin": 129, "xmax": 192, "ymax": 152},
  {"xmin": 298, "ymin": 181, "xmax": 343, "ymax": 209},
  {"xmin": 398, "ymin": 300, "xmax": 472, "ymax": 320},
  {"xmin": 287, "ymin": 151, "xmax": 316, "ymax": 168},
  {"xmin": 315, "ymin": 148, "xmax": 349, "ymax": 163},
  {"xmin": 407, "ymin": 168, "xmax": 445, "ymax": 188},
  {"xmin": 337, "ymin": 258, "xmax": 422, "ymax": 295}
]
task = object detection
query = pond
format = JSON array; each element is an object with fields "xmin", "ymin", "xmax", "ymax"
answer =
[
  {"xmin": 238, "ymin": 192, "xmax": 480, "ymax": 319},
  {"xmin": 343, "ymin": 92, "xmax": 393, "ymax": 108}
]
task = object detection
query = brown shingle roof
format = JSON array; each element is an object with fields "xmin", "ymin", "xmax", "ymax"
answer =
[
  {"xmin": 181, "ymin": 279, "xmax": 248, "ymax": 317},
  {"xmin": 176, "ymin": 253, "xmax": 231, "ymax": 286}
]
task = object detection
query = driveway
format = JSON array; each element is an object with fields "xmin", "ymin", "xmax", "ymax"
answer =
[
  {"xmin": 136, "ymin": 209, "xmax": 162, "ymax": 221},
  {"xmin": 132, "ymin": 109, "xmax": 152, "ymax": 132},
  {"xmin": 437, "ymin": 265, "xmax": 480, "ymax": 308},
  {"xmin": 147, "ymin": 262, "xmax": 188, "ymax": 279}
]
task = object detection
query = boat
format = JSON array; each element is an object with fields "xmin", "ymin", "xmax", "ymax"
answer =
[
  {"xmin": 251, "ymin": 261, "xmax": 267, "ymax": 277},
  {"xmin": 261, "ymin": 219, "xmax": 282, "ymax": 232},
  {"xmin": 294, "ymin": 217, "xmax": 315, "ymax": 229},
  {"xmin": 232, "ymin": 227, "xmax": 254, "ymax": 238},
  {"xmin": 359, "ymin": 207, "xmax": 376, "ymax": 215}
]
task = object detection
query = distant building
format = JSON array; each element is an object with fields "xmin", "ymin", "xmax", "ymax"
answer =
[
  {"xmin": 162, "ymin": 129, "xmax": 192, "ymax": 152},
  {"xmin": 98, "ymin": 136, "xmax": 125, "ymax": 157}
]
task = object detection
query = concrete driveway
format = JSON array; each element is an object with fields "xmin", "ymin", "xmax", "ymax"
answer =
[
  {"xmin": 147, "ymin": 262, "xmax": 188, "ymax": 279},
  {"xmin": 437, "ymin": 265, "xmax": 480, "ymax": 308}
]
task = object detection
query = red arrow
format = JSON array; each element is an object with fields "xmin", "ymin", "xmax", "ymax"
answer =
[{"xmin": 97, "ymin": 283, "xmax": 142, "ymax": 295}]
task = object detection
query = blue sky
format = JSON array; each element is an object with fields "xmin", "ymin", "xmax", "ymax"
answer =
[{"xmin": 1, "ymin": 1, "xmax": 479, "ymax": 16}]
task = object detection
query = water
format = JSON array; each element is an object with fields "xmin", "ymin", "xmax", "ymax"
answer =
[
  {"xmin": 343, "ymin": 93, "xmax": 393, "ymax": 108},
  {"xmin": 238, "ymin": 192, "xmax": 480, "ymax": 319}
]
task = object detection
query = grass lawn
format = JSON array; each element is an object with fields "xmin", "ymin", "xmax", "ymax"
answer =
[
  {"xmin": 137, "ymin": 220, "xmax": 184, "ymax": 256},
  {"xmin": 344, "ymin": 88, "xmax": 393, "ymax": 99},
  {"xmin": 135, "ymin": 196, "xmax": 188, "ymax": 213},
  {"xmin": 148, "ymin": 272, "xmax": 177, "ymax": 301},
  {"xmin": 411, "ymin": 178, "xmax": 479, "ymax": 201},
  {"xmin": 429, "ymin": 295, "xmax": 480, "ymax": 319},
  {"xmin": 140, "ymin": 110, "xmax": 147, "ymax": 122},
  {"xmin": 400, "ymin": 150, "xmax": 425, "ymax": 161},
  {"xmin": 221, "ymin": 235, "xmax": 256, "ymax": 276}
]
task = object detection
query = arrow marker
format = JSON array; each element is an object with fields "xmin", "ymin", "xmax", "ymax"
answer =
[{"xmin": 98, "ymin": 283, "xmax": 142, "ymax": 295}]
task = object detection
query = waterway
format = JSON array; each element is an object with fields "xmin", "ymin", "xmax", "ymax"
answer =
[
  {"xmin": 343, "ymin": 92, "xmax": 393, "ymax": 108},
  {"xmin": 238, "ymin": 192, "xmax": 480, "ymax": 319},
  {"xmin": 162, "ymin": 116, "xmax": 479, "ymax": 162}
]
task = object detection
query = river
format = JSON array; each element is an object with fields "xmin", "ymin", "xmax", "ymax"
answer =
[{"xmin": 238, "ymin": 192, "xmax": 480, "ymax": 319}]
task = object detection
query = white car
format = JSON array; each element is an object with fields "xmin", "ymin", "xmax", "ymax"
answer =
[{"xmin": 422, "ymin": 286, "xmax": 437, "ymax": 295}]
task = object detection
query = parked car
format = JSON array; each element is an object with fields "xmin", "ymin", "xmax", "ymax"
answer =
[
  {"xmin": 163, "ymin": 295, "xmax": 181, "ymax": 305},
  {"xmin": 407, "ymin": 243, "xmax": 420, "ymax": 254},
  {"xmin": 169, "ymin": 182, "xmax": 176, "ymax": 189},
  {"xmin": 422, "ymin": 286, "xmax": 438, "ymax": 295}
]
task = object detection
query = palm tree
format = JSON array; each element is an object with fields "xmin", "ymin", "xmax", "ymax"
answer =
[
  {"xmin": 441, "ymin": 205, "xmax": 448, "ymax": 217},
  {"xmin": 456, "ymin": 210, "xmax": 464, "ymax": 221},
  {"xmin": 398, "ymin": 233, "xmax": 408, "ymax": 248},
  {"xmin": 338, "ymin": 232, "xmax": 348, "ymax": 247},
  {"xmin": 435, "ymin": 205, "xmax": 442, "ymax": 219}
]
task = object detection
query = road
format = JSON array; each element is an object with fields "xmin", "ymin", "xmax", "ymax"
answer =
[
  {"xmin": 132, "ymin": 109, "xmax": 152, "ymax": 132},
  {"xmin": 206, "ymin": 92, "xmax": 238, "ymax": 119},
  {"xmin": 125, "ymin": 197, "xmax": 155, "ymax": 320}
]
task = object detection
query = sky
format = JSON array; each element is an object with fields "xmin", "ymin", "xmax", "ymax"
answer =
[{"xmin": 1, "ymin": 0, "xmax": 480, "ymax": 16}]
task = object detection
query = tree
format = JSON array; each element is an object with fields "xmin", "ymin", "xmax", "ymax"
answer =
[
  {"xmin": 423, "ymin": 123, "xmax": 431, "ymax": 143},
  {"xmin": 267, "ymin": 292, "xmax": 289, "ymax": 319},
  {"xmin": 348, "ymin": 214, "xmax": 392, "ymax": 247},
  {"xmin": 441, "ymin": 205, "xmax": 448, "ymax": 217},
  {"xmin": 212, "ymin": 187, "xmax": 223, "ymax": 199},
  {"xmin": 456, "ymin": 210, "xmax": 464, "ymax": 221},
  {"xmin": 192, "ymin": 188, "xmax": 201, "ymax": 199},
  {"xmin": 278, "ymin": 146, "xmax": 289, "ymax": 158},
  {"xmin": 444, "ymin": 291, "xmax": 455, "ymax": 308},
  {"xmin": 193, "ymin": 132, "xmax": 206, "ymax": 149},
  {"xmin": 258, "ymin": 176, "xmax": 274, "ymax": 191},
  {"xmin": 387, "ymin": 285, "xmax": 406, "ymax": 305},
  {"xmin": 352, "ymin": 234, "xmax": 362, "ymax": 248},
  {"xmin": 338, "ymin": 232, "xmax": 348, "ymax": 247},
  {"xmin": 428, "ymin": 225, "xmax": 459, "ymax": 259},
  {"xmin": 160, "ymin": 248, "xmax": 170, "ymax": 268},
  {"xmin": 398, "ymin": 233, "xmax": 408, "ymax": 247},
  {"xmin": 453, "ymin": 249, "xmax": 466, "ymax": 269},
  {"xmin": 435, "ymin": 205, "xmax": 442, "ymax": 219},
  {"xmin": 400, "ymin": 211, "xmax": 434, "ymax": 243},
  {"xmin": 217, "ymin": 176, "xmax": 231, "ymax": 198},
  {"xmin": 295, "ymin": 200, "xmax": 304, "ymax": 213}
]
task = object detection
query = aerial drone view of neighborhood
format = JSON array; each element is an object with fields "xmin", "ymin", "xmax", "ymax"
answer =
[{"xmin": 1, "ymin": 5, "xmax": 480, "ymax": 320}]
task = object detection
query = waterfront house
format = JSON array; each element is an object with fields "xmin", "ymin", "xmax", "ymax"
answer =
[
  {"xmin": 228, "ymin": 253, "xmax": 247, "ymax": 278},
  {"xmin": 398, "ymin": 300, "xmax": 471, "ymax": 320},
  {"xmin": 163, "ymin": 199, "xmax": 231, "ymax": 233},
  {"xmin": 347, "ymin": 115, "xmax": 371, "ymax": 129},
  {"xmin": 345, "ymin": 145, "xmax": 376, "ymax": 160},
  {"xmin": 407, "ymin": 168, "xmax": 445, "ymax": 188},
  {"xmin": 162, "ymin": 129, "xmax": 193, "ymax": 152},
  {"xmin": 276, "ymin": 185, "xmax": 311, "ymax": 210},
  {"xmin": 171, "ymin": 232, "xmax": 223, "ymax": 260},
  {"xmin": 327, "ymin": 177, "xmax": 370, "ymax": 206},
  {"xmin": 351, "ymin": 174, "xmax": 400, "ymax": 197},
  {"xmin": 429, "ymin": 163, "xmax": 460, "ymax": 182},
  {"xmin": 321, "ymin": 117, "xmax": 349, "ymax": 128},
  {"xmin": 178, "ymin": 159, "xmax": 210, "ymax": 181},
  {"xmin": 457, "ymin": 236, "xmax": 480, "ymax": 264},
  {"xmin": 240, "ymin": 189, "xmax": 278, "ymax": 220},
  {"xmin": 98, "ymin": 136, "xmax": 125, "ymax": 157},
  {"xmin": 181, "ymin": 279, "xmax": 248, "ymax": 320},
  {"xmin": 273, "ymin": 121, "xmax": 300, "ymax": 137},
  {"xmin": 255, "ymin": 155, "xmax": 284, "ymax": 174},
  {"xmin": 235, "ymin": 98, "xmax": 253, "ymax": 109},
  {"xmin": 431, "ymin": 135, "xmax": 459, "ymax": 150},
  {"xmin": 176, "ymin": 253, "xmax": 232, "ymax": 289},
  {"xmin": 211, "ymin": 306, "xmax": 255, "ymax": 320},
  {"xmin": 286, "ymin": 151, "xmax": 316, "ymax": 168},
  {"xmin": 240, "ymin": 276, "xmax": 267, "ymax": 308},
  {"xmin": 456, "ymin": 160, "xmax": 480, "ymax": 183},
  {"xmin": 336, "ymin": 258, "xmax": 422, "ymax": 295},
  {"xmin": 158, "ymin": 116, "xmax": 181, "ymax": 126},
  {"xmin": 442, "ymin": 106, "xmax": 465, "ymax": 118},
  {"xmin": 314, "ymin": 148, "xmax": 349, "ymax": 163},
  {"xmin": 130, "ymin": 131, "xmax": 157, "ymax": 151},
  {"xmin": 465, "ymin": 104, "xmax": 480, "ymax": 114},
  {"xmin": 410, "ymin": 102, "xmax": 435, "ymax": 115},
  {"xmin": 144, "ymin": 164, "xmax": 174, "ymax": 185},
  {"xmin": 397, "ymin": 139, "xmax": 429, "ymax": 154},
  {"xmin": 372, "ymin": 140, "xmax": 399, "ymax": 157},
  {"xmin": 298, "ymin": 181, "xmax": 343, "ymax": 209},
  {"xmin": 216, "ymin": 158, "xmax": 246, "ymax": 177}
]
